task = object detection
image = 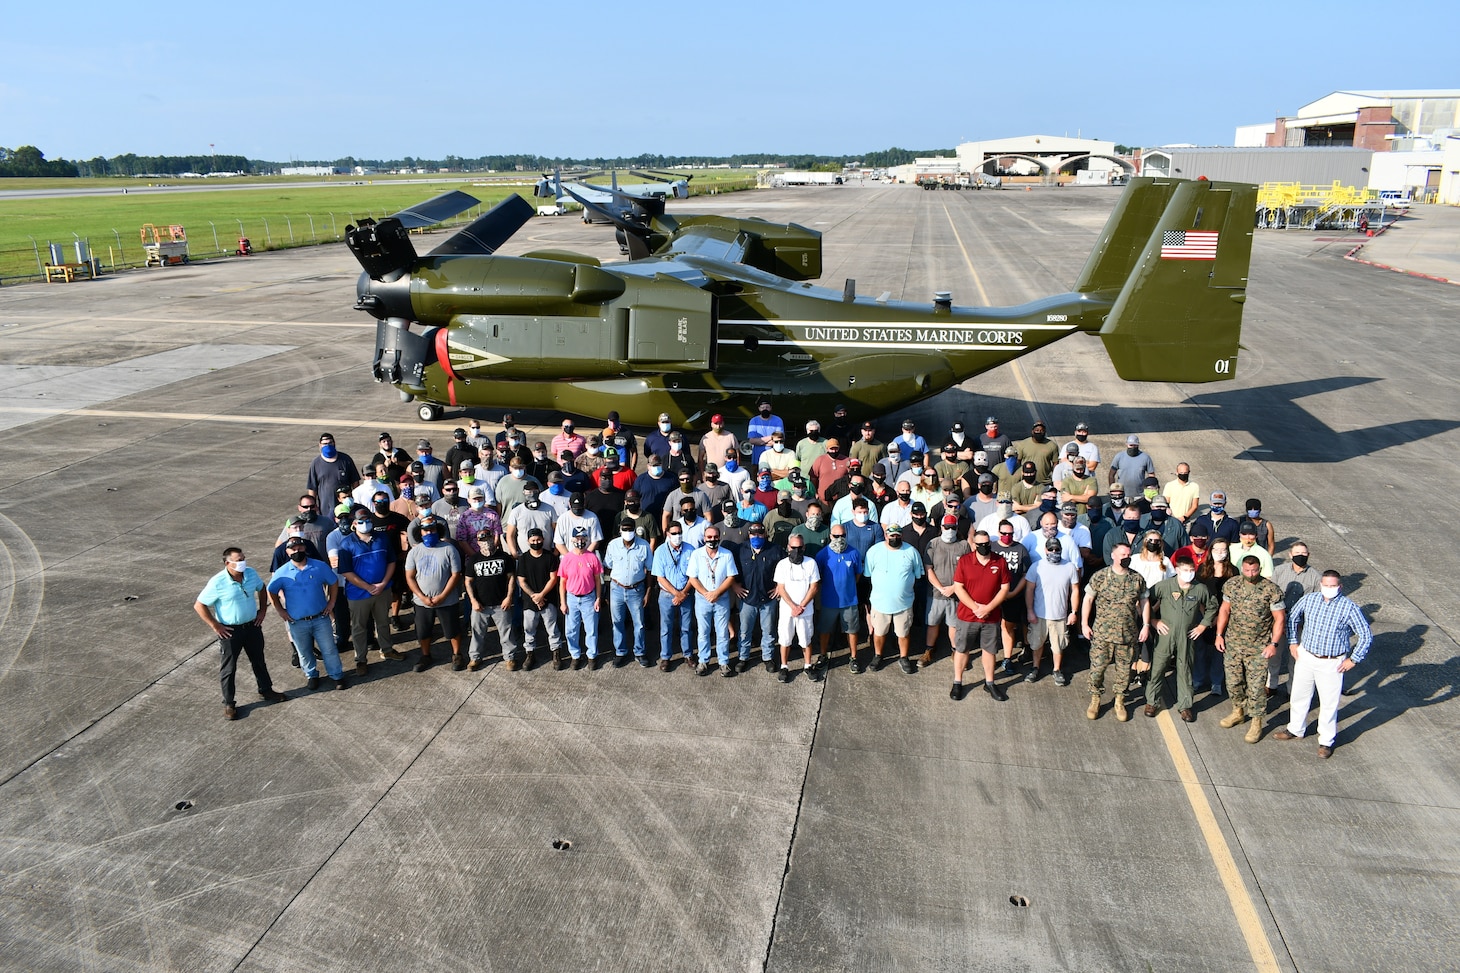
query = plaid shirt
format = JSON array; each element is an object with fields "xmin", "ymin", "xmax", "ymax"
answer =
[{"xmin": 1287, "ymin": 592, "xmax": 1372, "ymax": 664}]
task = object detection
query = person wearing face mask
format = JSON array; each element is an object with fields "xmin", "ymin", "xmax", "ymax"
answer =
[
  {"xmin": 455, "ymin": 486, "xmax": 502, "ymax": 557},
  {"xmin": 464, "ymin": 529, "xmax": 520, "ymax": 671},
  {"xmin": 949, "ymin": 530, "xmax": 1012, "ymax": 701},
  {"xmin": 795, "ymin": 420, "xmax": 828, "ymax": 470},
  {"xmin": 859, "ymin": 523, "xmax": 924, "ymax": 674},
  {"xmin": 1173, "ymin": 521, "xmax": 1212, "ymax": 569},
  {"xmin": 1214, "ymin": 556, "xmax": 1287, "ymax": 743},
  {"xmin": 815, "ymin": 526, "xmax": 864, "ymax": 669},
  {"xmin": 1062, "ymin": 421, "xmax": 1101, "ymax": 473},
  {"xmin": 196, "ymin": 547, "xmax": 287, "ymax": 720},
  {"xmin": 763, "ymin": 489, "xmax": 806, "ymax": 548},
  {"xmin": 1190, "ymin": 489, "xmax": 1240, "ymax": 546},
  {"xmin": 1050, "ymin": 443, "xmax": 1081, "ymax": 487},
  {"xmin": 670, "ymin": 497, "xmax": 709, "ymax": 548},
  {"xmin": 977, "ymin": 491, "xmax": 1029, "ymax": 544},
  {"xmin": 503, "ymin": 483, "xmax": 557, "ymax": 557},
  {"xmin": 697, "ymin": 414, "xmax": 738, "ymax": 471},
  {"xmin": 759, "ymin": 433, "xmax": 798, "ymax": 481},
  {"xmin": 1104, "ymin": 507, "xmax": 1147, "ymax": 567},
  {"xmin": 431, "ymin": 478, "xmax": 469, "ymax": 541},
  {"xmin": 923, "ymin": 514, "xmax": 971, "ymax": 670},
  {"xmin": 790, "ymin": 500, "xmax": 830, "ymax": 555},
  {"xmin": 773, "ymin": 537, "xmax": 822, "ymax": 682},
  {"xmin": 644, "ymin": 412, "xmax": 676, "ymax": 466},
  {"xmin": 1130, "ymin": 529, "xmax": 1174, "ymax": 591},
  {"xmin": 934, "ymin": 442, "xmax": 968, "ymax": 484},
  {"xmin": 948, "ymin": 420, "xmax": 974, "ymax": 462},
  {"xmin": 445, "ymin": 428, "xmax": 480, "ymax": 480},
  {"xmin": 1080, "ymin": 541, "xmax": 1150, "ymax": 721},
  {"xmin": 1057, "ymin": 456, "xmax": 1097, "ymax": 520},
  {"xmin": 1108, "ymin": 434, "xmax": 1155, "ymax": 500},
  {"xmin": 810, "ymin": 439, "xmax": 851, "ymax": 501},
  {"xmin": 1141, "ymin": 553, "xmax": 1214, "ymax": 721},
  {"xmin": 337, "ymin": 512, "xmax": 404, "ymax": 675},
  {"xmin": 662, "ymin": 431, "xmax": 696, "ymax": 482},
  {"xmin": 558, "ymin": 527, "xmax": 605, "ymax": 669},
  {"xmin": 1268, "ymin": 541, "xmax": 1320, "ymax": 697},
  {"xmin": 526, "ymin": 440, "xmax": 559, "ymax": 486},
  {"xmin": 495, "ymin": 459, "xmax": 543, "ymax": 516},
  {"xmin": 405, "ymin": 515, "xmax": 465, "ymax": 672},
  {"xmin": 268, "ymin": 537, "xmax": 346, "ymax": 691},
  {"xmin": 1024, "ymin": 535, "xmax": 1081, "ymax": 686},
  {"xmin": 364, "ymin": 490, "xmax": 412, "ymax": 630},
  {"xmin": 745, "ymin": 397, "xmax": 784, "ymax": 466},
  {"xmin": 879, "ymin": 483, "xmax": 916, "ymax": 531},
  {"xmin": 830, "ymin": 472, "xmax": 877, "ymax": 526},
  {"xmin": 903, "ymin": 501, "xmax": 936, "ymax": 556},
  {"xmin": 307, "ymin": 432, "xmax": 361, "ymax": 507},
  {"xmin": 594, "ymin": 447, "xmax": 636, "ymax": 493},
  {"xmin": 389, "ymin": 475, "xmax": 419, "ymax": 520},
  {"xmin": 1133, "ymin": 475, "xmax": 1163, "ymax": 516},
  {"xmin": 550, "ymin": 419, "xmax": 587, "ymax": 461},
  {"xmin": 1237, "ymin": 498, "xmax": 1276, "ymax": 555},
  {"xmin": 1273, "ymin": 571, "xmax": 1371, "ymax": 758},
  {"xmin": 1146, "ymin": 496, "xmax": 1186, "ymax": 556},
  {"xmin": 733, "ymin": 522, "xmax": 783, "ymax": 674},
  {"xmin": 652, "ymin": 521, "xmax": 696, "ymax": 670},
  {"xmin": 452, "ymin": 459, "xmax": 489, "ymax": 504},
  {"xmin": 693, "ymin": 462, "xmax": 733, "ymax": 521},
  {"xmin": 688, "ymin": 527, "xmax": 739, "ymax": 675},
  {"xmin": 750, "ymin": 469, "xmax": 781, "ymax": 511},
  {"xmin": 1162, "ymin": 463, "xmax": 1200, "ymax": 523},
  {"xmin": 412, "ymin": 438, "xmax": 446, "ymax": 492},
  {"xmin": 617, "ymin": 490, "xmax": 661, "ymax": 548},
  {"xmin": 352, "ymin": 461, "xmax": 396, "ymax": 508},
  {"xmin": 1193, "ymin": 537, "xmax": 1235, "ymax": 696},
  {"xmin": 978, "ymin": 417, "xmax": 1012, "ymax": 465},
  {"xmin": 553, "ymin": 493, "xmax": 604, "ymax": 555},
  {"xmin": 1228, "ymin": 522, "xmax": 1274, "ymax": 578},
  {"xmin": 598, "ymin": 411, "xmax": 637, "ymax": 471},
  {"xmin": 603, "ymin": 520, "xmax": 654, "ymax": 667},
  {"xmin": 633, "ymin": 453, "xmax": 676, "ymax": 521},
  {"xmin": 963, "ymin": 472, "xmax": 1000, "ymax": 524},
  {"xmin": 370, "ymin": 432, "xmax": 412, "ymax": 486},
  {"xmin": 991, "ymin": 518, "xmax": 1034, "ymax": 674},
  {"xmin": 271, "ymin": 515, "xmax": 324, "ymax": 571},
  {"xmin": 584, "ymin": 471, "xmax": 627, "ymax": 540},
  {"xmin": 1015, "ymin": 420, "xmax": 1059, "ymax": 483},
  {"xmin": 515, "ymin": 528, "xmax": 566, "ymax": 669}
]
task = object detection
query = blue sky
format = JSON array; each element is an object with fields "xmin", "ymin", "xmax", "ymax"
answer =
[{"xmin": 4, "ymin": 1, "xmax": 1457, "ymax": 162}]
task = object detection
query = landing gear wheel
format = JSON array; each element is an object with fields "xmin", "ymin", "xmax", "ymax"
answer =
[{"xmin": 418, "ymin": 403, "xmax": 443, "ymax": 422}]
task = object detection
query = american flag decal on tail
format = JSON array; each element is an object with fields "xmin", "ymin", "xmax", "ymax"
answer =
[{"xmin": 1160, "ymin": 229, "xmax": 1219, "ymax": 260}]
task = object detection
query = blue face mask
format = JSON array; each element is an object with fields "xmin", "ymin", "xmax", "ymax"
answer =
[
  {"xmin": 422, "ymin": 533, "xmax": 440, "ymax": 548},
  {"xmin": 749, "ymin": 536, "xmax": 766, "ymax": 551},
  {"xmin": 549, "ymin": 483, "xmax": 564, "ymax": 495},
  {"xmin": 724, "ymin": 460, "xmax": 738, "ymax": 473},
  {"xmin": 402, "ymin": 486, "xmax": 414, "ymax": 500},
  {"xmin": 320, "ymin": 444, "xmax": 337, "ymax": 459}
]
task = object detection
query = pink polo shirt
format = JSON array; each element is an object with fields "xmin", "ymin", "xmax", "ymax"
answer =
[{"xmin": 558, "ymin": 550, "xmax": 603, "ymax": 596}]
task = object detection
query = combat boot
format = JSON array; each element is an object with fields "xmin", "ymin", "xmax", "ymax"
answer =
[
  {"xmin": 1219, "ymin": 705, "xmax": 1248, "ymax": 728},
  {"xmin": 1245, "ymin": 719, "xmax": 1263, "ymax": 744},
  {"xmin": 1086, "ymin": 695, "xmax": 1101, "ymax": 720},
  {"xmin": 1113, "ymin": 696, "xmax": 1130, "ymax": 722}
]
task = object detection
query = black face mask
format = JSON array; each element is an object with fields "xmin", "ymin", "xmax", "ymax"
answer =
[
  {"xmin": 288, "ymin": 549, "xmax": 307, "ymax": 563},
  {"xmin": 570, "ymin": 501, "xmax": 585, "ymax": 514},
  {"xmin": 1040, "ymin": 498, "xmax": 1057, "ymax": 512},
  {"xmin": 1291, "ymin": 554, "xmax": 1309, "ymax": 568},
  {"xmin": 374, "ymin": 501, "xmax": 390, "ymax": 514},
  {"xmin": 1177, "ymin": 472, "xmax": 1189, "ymax": 482},
  {"xmin": 1118, "ymin": 556, "xmax": 1132, "ymax": 569},
  {"xmin": 887, "ymin": 536, "xmax": 902, "ymax": 548},
  {"xmin": 1145, "ymin": 540, "xmax": 1161, "ymax": 551},
  {"xmin": 849, "ymin": 483, "xmax": 864, "ymax": 496},
  {"xmin": 1022, "ymin": 473, "xmax": 1037, "ymax": 484},
  {"xmin": 299, "ymin": 510, "xmax": 317, "ymax": 523},
  {"xmin": 529, "ymin": 541, "xmax": 543, "ymax": 550},
  {"xmin": 1127, "ymin": 446, "xmax": 1140, "ymax": 456},
  {"xmin": 788, "ymin": 549, "xmax": 804, "ymax": 564},
  {"xmin": 626, "ymin": 501, "xmax": 641, "ymax": 513},
  {"xmin": 778, "ymin": 501, "xmax": 792, "ymax": 514},
  {"xmin": 1150, "ymin": 510, "xmax": 1167, "ymax": 524},
  {"xmin": 975, "ymin": 542, "xmax": 992, "ymax": 556}
]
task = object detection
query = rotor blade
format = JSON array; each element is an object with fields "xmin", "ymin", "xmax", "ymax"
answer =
[
  {"xmin": 428, "ymin": 194, "xmax": 535, "ymax": 256},
  {"xmin": 392, "ymin": 190, "xmax": 481, "ymax": 229}
]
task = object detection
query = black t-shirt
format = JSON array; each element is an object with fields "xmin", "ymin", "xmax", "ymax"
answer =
[
  {"xmin": 467, "ymin": 551, "xmax": 515, "ymax": 605},
  {"xmin": 584, "ymin": 486, "xmax": 625, "ymax": 537},
  {"xmin": 516, "ymin": 549, "xmax": 560, "ymax": 595},
  {"xmin": 993, "ymin": 541, "xmax": 1030, "ymax": 585}
]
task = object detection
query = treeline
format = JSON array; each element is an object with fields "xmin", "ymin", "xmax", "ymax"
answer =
[
  {"xmin": 0, "ymin": 146, "xmax": 79, "ymax": 177},
  {"xmin": 1, "ymin": 145, "xmax": 958, "ymax": 180}
]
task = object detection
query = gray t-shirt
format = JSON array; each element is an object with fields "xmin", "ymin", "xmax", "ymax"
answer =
[
  {"xmin": 405, "ymin": 543, "xmax": 462, "ymax": 605},
  {"xmin": 924, "ymin": 537, "xmax": 971, "ymax": 597}
]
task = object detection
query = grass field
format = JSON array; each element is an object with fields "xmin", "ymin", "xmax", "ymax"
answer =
[{"xmin": 0, "ymin": 170, "xmax": 756, "ymax": 283}]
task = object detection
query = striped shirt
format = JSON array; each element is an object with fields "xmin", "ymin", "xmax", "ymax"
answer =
[{"xmin": 1287, "ymin": 592, "xmax": 1372, "ymax": 663}]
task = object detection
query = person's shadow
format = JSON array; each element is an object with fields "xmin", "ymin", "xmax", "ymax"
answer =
[{"xmin": 1288, "ymin": 623, "xmax": 1455, "ymax": 743}]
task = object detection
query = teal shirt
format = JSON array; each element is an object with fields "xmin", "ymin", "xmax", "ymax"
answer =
[{"xmin": 198, "ymin": 567, "xmax": 264, "ymax": 625}]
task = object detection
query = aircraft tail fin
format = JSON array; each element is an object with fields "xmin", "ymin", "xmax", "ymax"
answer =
[{"xmin": 1079, "ymin": 177, "xmax": 1256, "ymax": 384}]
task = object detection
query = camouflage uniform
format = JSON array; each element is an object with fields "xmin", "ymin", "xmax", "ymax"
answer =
[
  {"xmin": 1085, "ymin": 567, "xmax": 1147, "ymax": 697},
  {"xmin": 1220, "ymin": 575, "xmax": 1285, "ymax": 718}
]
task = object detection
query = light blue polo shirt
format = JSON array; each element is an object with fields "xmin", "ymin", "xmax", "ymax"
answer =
[
  {"xmin": 198, "ymin": 567, "xmax": 264, "ymax": 625},
  {"xmin": 863, "ymin": 543, "xmax": 924, "ymax": 614}
]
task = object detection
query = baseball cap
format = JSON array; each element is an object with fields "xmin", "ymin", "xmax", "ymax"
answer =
[
  {"xmin": 1004, "ymin": 445, "xmax": 1018, "ymax": 457},
  {"xmin": 704, "ymin": 462, "xmax": 719, "ymax": 473},
  {"xmin": 1022, "ymin": 461, "xmax": 1037, "ymax": 473},
  {"xmin": 285, "ymin": 536, "xmax": 306, "ymax": 548},
  {"xmin": 571, "ymin": 526, "xmax": 588, "ymax": 537},
  {"xmin": 527, "ymin": 527, "xmax": 545, "ymax": 539},
  {"xmin": 722, "ymin": 499, "xmax": 737, "ymax": 511},
  {"xmin": 1032, "ymin": 419, "xmax": 1046, "ymax": 429},
  {"xmin": 1045, "ymin": 537, "xmax": 1062, "ymax": 551},
  {"xmin": 996, "ymin": 491, "xmax": 1012, "ymax": 503},
  {"xmin": 940, "ymin": 478, "xmax": 956, "ymax": 491},
  {"xmin": 378, "ymin": 431, "xmax": 392, "ymax": 442},
  {"xmin": 1060, "ymin": 501, "xmax": 1078, "ymax": 514},
  {"xmin": 910, "ymin": 501, "xmax": 927, "ymax": 515},
  {"xmin": 978, "ymin": 473, "xmax": 996, "ymax": 485},
  {"xmin": 1189, "ymin": 522, "xmax": 1210, "ymax": 537},
  {"xmin": 941, "ymin": 514, "xmax": 959, "ymax": 527},
  {"xmin": 951, "ymin": 421, "xmax": 964, "ymax": 433},
  {"xmin": 604, "ymin": 447, "xmax": 619, "ymax": 460},
  {"xmin": 658, "ymin": 412, "xmax": 671, "ymax": 422},
  {"xmin": 460, "ymin": 460, "xmax": 475, "ymax": 471},
  {"xmin": 417, "ymin": 438, "xmax": 431, "ymax": 449},
  {"xmin": 848, "ymin": 458, "xmax": 862, "ymax": 468},
  {"xmin": 1150, "ymin": 496, "xmax": 1169, "ymax": 509},
  {"xmin": 468, "ymin": 486, "xmax": 485, "ymax": 498},
  {"xmin": 902, "ymin": 419, "xmax": 915, "ymax": 429},
  {"xmin": 887, "ymin": 442, "xmax": 901, "ymax": 454},
  {"xmin": 710, "ymin": 413, "xmax": 724, "ymax": 424},
  {"xmin": 1126, "ymin": 434, "xmax": 1141, "ymax": 446},
  {"xmin": 885, "ymin": 522, "xmax": 903, "ymax": 535},
  {"xmin": 861, "ymin": 421, "xmax": 876, "ymax": 431},
  {"xmin": 748, "ymin": 522, "xmax": 766, "ymax": 534},
  {"xmin": 1065, "ymin": 443, "xmax": 1079, "ymax": 456},
  {"xmin": 1239, "ymin": 522, "xmax": 1258, "ymax": 535},
  {"xmin": 985, "ymin": 416, "xmax": 998, "ymax": 425},
  {"xmin": 1075, "ymin": 422, "xmax": 1089, "ymax": 431},
  {"xmin": 287, "ymin": 514, "xmax": 309, "ymax": 527},
  {"xmin": 453, "ymin": 427, "xmax": 467, "ymax": 439},
  {"xmin": 1211, "ymin": 490, "xmax": 1227, "ymax": 502}
]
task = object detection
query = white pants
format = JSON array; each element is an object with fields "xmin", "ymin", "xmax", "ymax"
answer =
[{"xmin": 1285, "ymin": 648, "xmax": 1345, "ymax": 747}]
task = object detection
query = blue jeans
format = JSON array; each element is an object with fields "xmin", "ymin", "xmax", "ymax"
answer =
[
  {"xmin": 609, "ymin": 582, "xmax": 647, "ymax": 657},
  {"xmin": 565, "ymin": 592, "xmax": 599, "ymax": 659},
  {"xmin": 658, "ymin": 589, "xmax": 692, "ymax": 661},
  {"xmin": 695, "ymin": 596, "xmax": 731, "ymax": 665},
  {"xmin": 1193, "ymin": 636, "xmax": 1225, "ymax": 693},
  {"xmin": 738, "ymin": 600, "xmax": 778, "ymax": 661},
  {"xmin": 288, "ymin": 614, "xmax": 343, "ymax": 680}
]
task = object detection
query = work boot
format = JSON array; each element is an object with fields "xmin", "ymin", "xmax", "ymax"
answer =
[
  {"xmin": 551, "ymin": 646, "xmax": 567, "ymax": 671},
  {"xmin": 1219, "ymin": 705, "xmax": 1248, "ymax": 728},
  {"xmin": 1086, "ymin": 695, "xmax": 1101, "ymax": 720},
  {"xmin": 1245, "ymin": 719, "xmax": 1263, "ymax": 744},
  {"xmin": 1113, "ymin": 696, "xmax": 1129, "ymax": 722}
]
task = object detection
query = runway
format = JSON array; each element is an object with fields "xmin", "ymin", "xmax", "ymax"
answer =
[{"xmin": 1, "ymin": 183, "xmax": 1456, "ymax": 972}]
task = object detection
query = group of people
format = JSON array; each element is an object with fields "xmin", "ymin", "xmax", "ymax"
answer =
[{"xmin": 195, "ymin": 405, "xmax": 1372, "ymax": 755}]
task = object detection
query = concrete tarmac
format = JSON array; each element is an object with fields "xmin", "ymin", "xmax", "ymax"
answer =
[{"xmin": 1, "ymin": 185, "xmax": 1457, "ymax": 972}]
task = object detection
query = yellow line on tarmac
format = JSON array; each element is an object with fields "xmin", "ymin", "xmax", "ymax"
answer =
[
  {"xmin": 942, "ymin": 205, "xmax": 1040, "ymax": 421},
  {"xmin": 1156, "ymin": 711, "xmax": 1281, "ymax": 973}
]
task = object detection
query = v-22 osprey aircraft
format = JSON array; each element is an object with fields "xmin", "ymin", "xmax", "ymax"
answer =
[{"xmin": 346, "ymin": 176, "xmax": 1256, "ymax": 429}]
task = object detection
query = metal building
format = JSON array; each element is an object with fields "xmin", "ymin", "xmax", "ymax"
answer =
[{"xmin": 1139, "ymin": 147, "xmax": 1372, "ymax": 187}]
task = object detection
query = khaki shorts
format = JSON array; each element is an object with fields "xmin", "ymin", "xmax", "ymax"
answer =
[{"xmin": 869, "ymin": 608, "xmax": 913, "ymax": 638}]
